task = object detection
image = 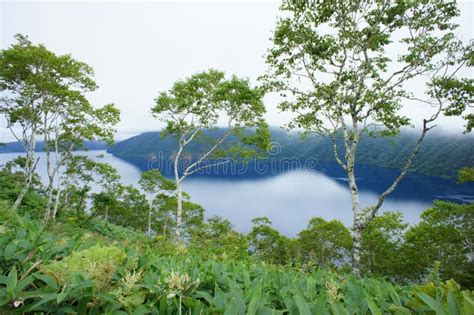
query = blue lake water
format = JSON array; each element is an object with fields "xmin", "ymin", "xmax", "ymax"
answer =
[{"xmin": 0, "ymin": 150, "xmax": 472, "ymax": 236}]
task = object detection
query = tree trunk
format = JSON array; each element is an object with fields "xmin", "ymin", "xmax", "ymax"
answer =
[
  {"xmin": 13, "ymin": 185, "xmax": 28, "ymax": 209},
  {"xmin": 148, "ymin": 197, "xmax": 152, "ymax": 237},
  {"xmin": 43, "ymin": 114, "xmax": 54, "ymax": 223},
  {"xmin": 352, "ymin": 224, "xmax": 363, "ymax": 278},
  {"xmin": 13, "ymin": 168, "xmax": 34, "ymax": 209},
  {"xmin": 344, "ymin": 124, "xmax": 363, "ymax": 277},
  {"xmin": 347, "ymin": 165, "xmax": 363, "ymax": 277},
  {"xmin": 173, "ymin": 142, "xmax": 184, "ymax": 242},
  {"xmin": 51, "ymin": 186, "xmax": 62, "ymax": 220},
  {"xmin": 13, "ymin": 134, "xmax": 37, "ymax": 209},
  {"xmin": 44, "ymin": 180, "xmax": 54, "ymax": 223},
  {"xmin": 175, "ymin": 183, "xmax": 183, "ymax": 241}
]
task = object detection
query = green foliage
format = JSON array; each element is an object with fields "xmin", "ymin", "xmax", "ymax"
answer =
[
  {"xmin": 296, "ymin": 217, "xmax": 352, "ymax": 269},
  {"xmin": 261, "ymin": 0, "xmax": 468, "ymax": 138},
  {"xmin": 0, "ymin": 34, "xmax": 120, "ymax": 147},
  {"xmin": 0, "ymin": 162, "xmax": 46, "ymax": 217},
  {"xmin": 361, "ymin": 212, "xmax": 408, "ymax": 280},
  {"xmin": 152, "ymin": 69, "xmax": 269, "ymax": 151},
  {"xmin": 248, "ymin": 217, "xmax": 293, "ymax": 265},
  {"xmin": 1, "ymin": 213, "xmax": 474, "ymax": 313},
  {"xmin": 40, "ymin": 245, "xmax": 127, "ymax": 291},
  {"xmin": 189, "ymin": 216, "xmax": 249, "ymax": 261},
  {"xmin": 151, "ymin": 70, "xmax": 270, "ymax": 172},
  {"xmin": 153, "ymin": 193, "xmax": 205, "ymax": 239},
  {"xmin": 83, "ymin": 218, "xmax": 149, "ymax": 244},
  {"xmin": 401, "ymin": 201, "xmax": 474, "ymax": 288},
  {"xmin": 139, "ymin": 170, "xmax": 176, "ymax": 196},
  {"xmin": 97, "ymin": 185, "xmax": 150, "ymax": 232},
  {"xmin": 459, "ymin": 167, "xmax": 474, "ymax": 183}
]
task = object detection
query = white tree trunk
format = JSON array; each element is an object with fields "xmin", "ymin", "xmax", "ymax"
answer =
[
  {"xmin": 44, "ymin": 147, "xmax": 55, "ymax": 223},
  {"xmin": 347, "ymin": 152, "xmax": 364, "ymax": 277},
  {"xmin": 13, "ymin": 133, "xmax": 37, "ymax": 209},
  {"xmin": 13, "ymin": 163, "xmax": 35, "ymax": 209},
  {"xmin": 104, "ymin": 205, "xmax": 109, "ymax": 222},
  {"xmin": 175, "ymin": 182, "xmax": 183, "ymax": 241},
  {"xmin": 51, "ymin": 185, "xmax": 62, "ymax": 220},
  {"xmin": 173, "ymin": 141, "xmax": 184, "ymax": 242},
  {"xmin": 44, "ymin": 179, "xmax": 54, "ymax": 223},
  {"xmin": 148, "ymin": 196, "xmax": 153, "ymax": 237}
]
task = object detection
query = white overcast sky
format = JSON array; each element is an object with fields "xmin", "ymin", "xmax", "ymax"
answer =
[{"xmin": 1, "ymin": 0, "xmax": 473, "ymax": 142}]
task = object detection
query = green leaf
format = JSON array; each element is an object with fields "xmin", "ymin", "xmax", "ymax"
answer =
[
  {"xmin": 294, "ymin": 295, "xmax": 311, "ymax": 315},
  {"xmin": 224, "ymin": 297, "xmax": 239, "ymax": 315},
  {"xmin": 462, "ymin": 291, "xmax": 474, "ymax": 315},
  {"xmin": 446, "ymin": 291, "xmax": 460, "ymax": 315},
  {"xmin": 194, "ymin": 290, "xmax": 214, "ymax": 305},
  {"xmin": 366, "ymin": 297, "xmax": 382, "ymax": 315},
  {"xmin": 248, "ymin": 292, "xmax": 264, "ymax": 315},
  {"xmin": 132, "ymin": 304, "xmax": 149, "ymax": 315},
  {"xmin": 388, "ymin": 304, "xmax": 411, "ymax": 315},
  {"xmin": 332, "ymin": 302, "xmax": 350, "ymax": 315},
  {"xmin": 34, "ymin": 273, "xmax": 58, "ymax": 290},
  {"xmin": 56, "ymin": 292, "xmax": 69, "ymax": 304},
  {"xmin": 312, "ymin": 295, "xmax": 328, "ymax": 314},
  {"xmin": 417, "ymin": 292, "xmax": 448, "ymax": 315},
  {"xmin": 6, "ymin": 266, "xmax": 17, "ymax": 290},
  {"xmin": 214, "ymin": 285, "xmax": 226, "ymax": 309},
  {"xmin": 15, "ymin": 275, "xmax": 34, "ymax": 293},
  {"xmin": 0, "ymin": 295, "xmax": 9, "ymax": 307},
  {"xmin": 25, "ymin": 293, "xmax": 57, "ymax": 311},
  {"xmin": 389, "ymin": 287, "xmax": 402, "ymax": 306},
  {"xmin": 4, "ymin": 243, "xmax": 17, "ymax": 260}
]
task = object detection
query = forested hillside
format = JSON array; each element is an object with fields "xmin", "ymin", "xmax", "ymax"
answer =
[
  {"xmin": 109, "ymin": 129, "xmax": 474, "ymax": 179},
  {"xmin": 0, "ymin": 141, "xmax": 108, "ymax": 153}
]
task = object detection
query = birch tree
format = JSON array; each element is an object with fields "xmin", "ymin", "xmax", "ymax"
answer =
[
  {"xmin": 152, "ymin": 69, "xmax": 270, "ymax": 241},
  {"xmin": 0, "ymin": 34, "xmax": 120, "ymax": 219},
  {"xmin": 139, "ymin": 169, "xmax": 176, "ymax": 237},
  {"xmin": 0, "ymin": 35, "xmax": 46, "ymax": 209},
  {"xmin": 42, "ymin": 101, "xmax": 119, "ymax": 223},
  {"xmin": 262, "ymin": 0, "xmax": 473, "ymax": 276}
]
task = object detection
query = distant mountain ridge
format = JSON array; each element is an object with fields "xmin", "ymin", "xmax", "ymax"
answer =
[
  {"xmin": 0, "ymin": 140, "xmax": 108, "ymax": 153},
  {"xmin": 108, "ymin": 129, "xmax": 474, "ymax": 179}
]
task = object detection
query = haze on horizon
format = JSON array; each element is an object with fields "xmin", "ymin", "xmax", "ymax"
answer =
[{"xmin": 1, "ymin": 0, "xmax": 473, "ymax": 143}]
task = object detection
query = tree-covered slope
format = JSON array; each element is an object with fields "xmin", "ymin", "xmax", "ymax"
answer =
[
  {"xmin": 0, "ymin": 140, "xmax": 108, "ymax": 153},
  {"xmin": 109, "ymin": 129, "xmax": 474, "ymax": 179}
]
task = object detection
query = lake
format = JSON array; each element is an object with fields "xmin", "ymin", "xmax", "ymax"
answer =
[{"xmin": 1, "ymin": 150, "xmax": 473, "ymax": 236}]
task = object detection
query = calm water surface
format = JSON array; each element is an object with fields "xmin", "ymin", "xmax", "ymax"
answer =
[{"xmin": 1, "ymin": 150, "xmax": 472, "ymax": 236}]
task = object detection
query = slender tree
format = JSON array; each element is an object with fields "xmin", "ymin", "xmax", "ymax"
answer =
[
  {"xmin": 153, "ymin": 192, "xmax": 205, "ymax": 239},
  {"xmin": 42, "ymin": 101, "xmax": 120, "ymax": 223},
  {"xmin": 56, "ymin": 156, "xmax": 113, "ymax": 218},
  {"xmin": 91, "ymin": 162, "xmax": 122, "ymax": 222},
  {"xmin": 152, "ymin": 69, "xmax": 270, "ymax": 241},
  {"xmin": 0, "ymin": 35, "xmax": 45, "ymax": 208},
  {"xmin": 0, "ymin": 34, "xmax": 120, "ymax": 219},
  {"xmin": 139, "ymin": 169, "xmax": 176, "ymax": 237},
  {"xmin": 262, "ymin": 0, "xmax": 473, "ymax": 276}
]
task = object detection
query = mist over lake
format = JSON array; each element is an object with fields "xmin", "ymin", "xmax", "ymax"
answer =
[{"xmin": 1, "ymin": 150, "xmax": 472, "ymax": 236}]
